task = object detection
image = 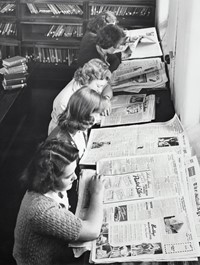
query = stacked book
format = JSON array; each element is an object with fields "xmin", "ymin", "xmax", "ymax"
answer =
[{"xmin": 2, "ymin": 56, "xmax": 28, "ymax": 90}]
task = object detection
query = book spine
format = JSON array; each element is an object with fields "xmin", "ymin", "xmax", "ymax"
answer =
[
  {"xmin": 3, "ymin": 78, "xmax": 27, "ymax": 86},
  {"xmin": 5, "ymin": 65, "xmax": 28, "ymax": 75},
  {"xmin": 4, "ymin": 72, "xmax": 28, "ymax": 81},
  {"xmin": 3, "ymin": 59, "xmax": 27, "ymax": 68},
  {"xmin": 3, "ymin": 83, "xmax": 27, "ymax": 91}
]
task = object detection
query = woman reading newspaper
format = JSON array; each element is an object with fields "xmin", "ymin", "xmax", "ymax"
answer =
[{"xmin": 13, "ymin": 139, "xmax": 105, "ymax": 265}]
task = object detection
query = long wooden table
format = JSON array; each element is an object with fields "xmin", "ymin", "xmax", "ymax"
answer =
[{"xmin": 0, "ymin": 79, "xmax": 30, "ymax": 166}]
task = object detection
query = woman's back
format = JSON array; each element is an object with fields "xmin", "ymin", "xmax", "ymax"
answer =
[
  {"xmin": 77, "ymin": 31, "xmax": 99, "ymax": 67},
  {"xmin": 13, "ymin": 191, "xmax": 82, "ymax": 265}
]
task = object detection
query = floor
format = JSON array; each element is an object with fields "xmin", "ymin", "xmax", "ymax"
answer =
[{"xmin": 0, "ymin": 72, "xmax": 72, "ymax": 265}]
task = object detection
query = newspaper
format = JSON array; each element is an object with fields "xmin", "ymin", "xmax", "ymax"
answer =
[
  {"xmin": 111, "ymin": 58, "xmax": 163, "ymax": 85},
  {"xmin": 185, "ymin": 156, "xmax": 200, "ymax": 241},
  {"xmin": 76, "ymin": 153, "xmax": 200, "ymax": 263},
  {"xmin": 90, "ymin": 153, "xmax": 200, "ymax": 263},
  {"xmin": 112, "ymin": 68, "xmax": 168, "ymax": 92},
  {"xmin": 123, "ymin": 27, "xmax": 163, "ymax": 59},
  {"xmin": 80, "ymin": 114, "xmax": 191, "ymax": 166},
  {"xmin": 110, "ymin": 93, "xmax": 146, "ymax": 108},
  {"xmin": 100, "ymin": 94, "xmax": 155, "ymax": 127}
]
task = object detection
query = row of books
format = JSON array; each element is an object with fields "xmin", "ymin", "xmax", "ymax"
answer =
[
  {"xmin": 90, "ymin": 5, "xmax": 153, "ymax": 17},
  {"xmin": 47, "ymin": 25, "xmax": 83, "ymax": 38},
  {"xmin": 0, "ymin": 3, "xmax": 15, "ymax": 14},
  {"xmin": 2, "ymin": 56, "xmax": 28, "ymax": 90},
  {"xmin": 36, "ymin": 47, "xmax": 79, "ymax": 65},
  {"xmin": 0, "ymin": 23, "xmax": 17, "ymax": 37},
  {"xmin": 26, "ymin": 3, "xmax": 83, "ymax": 16}
]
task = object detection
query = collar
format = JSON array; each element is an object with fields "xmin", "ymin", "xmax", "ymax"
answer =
[
  {"xmin": 44, "ymin": 190, "xmax": 70, "ymax": 209},
  {"xmin": 96, "ymin": 45, "xmax": 110, "ymax": 66}
]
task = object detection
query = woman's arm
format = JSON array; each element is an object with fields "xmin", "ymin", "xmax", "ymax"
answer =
[
  {"xmin": 101, "ymin": 83, "xmax": 113, "ymax": 100},
  {"xmin": 77, "ymin": 174, "xmax": 105, "ymax": 241},
  {"xmin": 101, "ymin": 83, "xmax": 113, "ymax": 116}
]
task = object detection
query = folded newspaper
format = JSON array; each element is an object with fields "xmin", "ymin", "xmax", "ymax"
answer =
[
  {"xmin": 100, "ymin": 94, "xmax": 155, "ymax": 127},
  {"xmin": 123, "ymin": 27, "xmax": 163, "ymax": 59},
  {"xmin": 111, "ymin": 58, "xmax": 163, "ymax": 85},
  {"xmin": 111, "ymin": 67, "xmax": 168, "ymax": 93}
]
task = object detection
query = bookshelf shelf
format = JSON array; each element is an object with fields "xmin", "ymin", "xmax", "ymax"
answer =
[
  {"xmin": 88, "ymin": 1, "xmax": 155, "ymax": 29},
  {"xmin": 19, "ymin": 2, "xmax": 84, "ymax": 20},
  {"xmin": 0, "ymin": 0, "xmax": 156, "ymax": 66}
]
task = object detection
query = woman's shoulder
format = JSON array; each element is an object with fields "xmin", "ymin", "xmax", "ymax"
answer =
[
  {"xmin": 23, "ymin": 191, "xmax": 56, "ymax": 208},
  {"xmin": 82, "ymin": 31, "xmax": 97, "ymax": 42},
  {"xmin": 18, "ymin": 191, "xmax": 57, "ymax": 220},
  {"xmin": 54, "ymin": 79, "xmax": 76, "ymax": 101},
  {"xmin": 53, "ymin": 79, "xmax": 78, "ymax": 109},
  {"xmin": 79, "ymin": 31, "xmax": 97, "ymax": 50}
]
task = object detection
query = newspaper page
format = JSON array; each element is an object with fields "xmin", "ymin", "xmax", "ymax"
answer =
[
  {"xmin": 112, "ymin": 68, "xmax": 168, "ymax": 92},
  {"xmin": 100, "ymin": 94, "xmax": 155, "ymax": 127},
  {"xmin": 185, "ymin": 156, "xmax": 200, "ymax": 241},
  {"xmin": 111, "ymin": 58, "xmax": 163, "ymax": 85},
  {"xmin": 89, "ymin": 153, "xmax": 200, "ymax": 263},
  {"xmin": 80, "ymin": 114, "xmax": 191, "ymax": 166},
  {"xmin": 70, "ymin": 169, "xmax": 96, "ymax": 257},
  {"xmin": 110, "ymin": 93, "xmax": 146, "ymax": 108},
  {"xmin": 123, "ymin": 27, "xmax": 163, "ymax": 59}
]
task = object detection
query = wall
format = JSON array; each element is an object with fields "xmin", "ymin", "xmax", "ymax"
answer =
[
  {"xmin": 174, "ymin": 0, "xmax": 200, "ymax": 129},
  {"xmin": 155, "ymin": 0, "xmax": 169, "ymax": 54},
  {"xmin": 157, "ymin": 0, "xmax": 200, "ymax": 129}
]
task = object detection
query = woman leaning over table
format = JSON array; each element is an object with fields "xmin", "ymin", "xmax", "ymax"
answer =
[
  {"xmin": 77, "ymin": 24, "xmax": 128, "ymax": 73},
  {"xmin": 48, "ymin": 58, "xmax": 113, "ymax": 135},
  {"xmin": 47, "ymin": 86, "xmax": 107, "ymax": 214},
  {"xmin": 13, "ymin": 139, "xmax": 105, "ymax": 265}
]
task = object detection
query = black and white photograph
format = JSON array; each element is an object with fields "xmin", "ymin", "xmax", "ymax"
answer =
[{"xmin": 0, "ymin": 1, "xmax": 200, "ymax": 265}]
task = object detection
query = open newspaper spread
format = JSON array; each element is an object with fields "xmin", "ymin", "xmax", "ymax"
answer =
[
  {"xmin": 75, "ymin": 153, "xmax": 200, "ymax": 263},
  {"xmin": 80, "ymin": 114, "xmax": 191, "ymax": 166}
]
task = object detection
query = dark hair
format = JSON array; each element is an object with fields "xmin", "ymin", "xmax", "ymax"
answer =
[
  {"xmin": 87, "ymin": 11, "xmax": 117, "ymax": 33},
  {"xmin": 58, "ymin": 86, "xmax": 105, "ymax": 134},
  {"xmin": 97, "ymin": 24, "xmax": 126, "ymax": 49},
  {"xmin": 20, "ymin": 139, "xmax": 79, "ymax": 194}
]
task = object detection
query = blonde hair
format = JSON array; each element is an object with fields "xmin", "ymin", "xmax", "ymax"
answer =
[
  {"xmin": 74, "ymin": 58, "xmax": 110, "ymax": 85},
  {"xmin": 58, "ymin": 86, "xmax": 106, "ymax": 134}
]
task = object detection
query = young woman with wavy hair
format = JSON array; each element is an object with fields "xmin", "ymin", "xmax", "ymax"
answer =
[
  {"xmin": 48, "ymin": 86, "xmax": 107, "ymax": 159},
  {"xmin": 48, "ymin": 58, "xmax": 112, "ymax": 135},
  {"xmin": 13, "ymin": 139, "xmax": 105, "ymax": 265}
]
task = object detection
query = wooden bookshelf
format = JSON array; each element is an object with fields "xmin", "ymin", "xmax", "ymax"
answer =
[
  {"xmin": 0, "ymin": 0, "xmax": 156, "ymax": 65},
  {"xmin": 0, "ymin": 0, "xmax": 20, "ymax": 59},
  {"xmin": 18, "ymin": 0, "xmax": 86, "ymax": 65},
  {"xmin": 87, "ymin": 0, "xmax": 155, "ymax": 29}
]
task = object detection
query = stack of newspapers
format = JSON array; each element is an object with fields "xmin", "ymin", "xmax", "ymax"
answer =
[
  {"xmin": 2, "ymin": 55, "xmax": 28, "ymax": 90},
  {"xmin": 111, "ymin": 27, "xmax": 168, "ymax": 92},
  {"xmin": 72, "ymin": 115, "xmax": 200, "ymax": 263}
]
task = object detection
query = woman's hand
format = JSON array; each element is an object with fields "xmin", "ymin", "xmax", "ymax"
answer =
[
  {"xmin": 100, "ymin": 97, "xmax": 112, "ymax": 116},
  {"xmin": 121, "ymin": 45, "xmax": 132, "ymax": 59},
  {"xmin": 89, "ymin": 174, "xmax": 105, "ymax": 196}
]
